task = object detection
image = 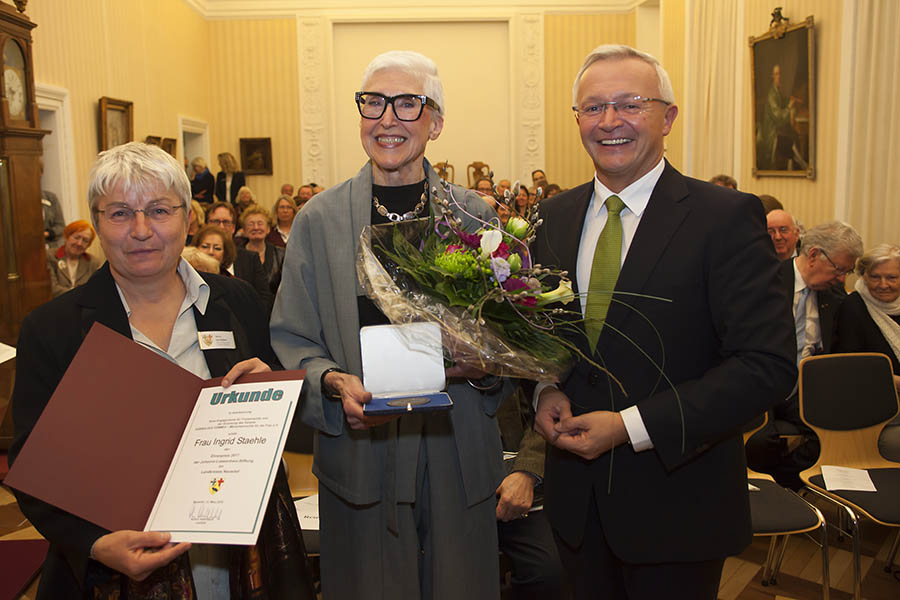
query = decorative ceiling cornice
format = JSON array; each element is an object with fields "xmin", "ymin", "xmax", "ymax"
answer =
[{"xmin": 183, "ymin": 0, "xmax": 640, "ymax": 19}]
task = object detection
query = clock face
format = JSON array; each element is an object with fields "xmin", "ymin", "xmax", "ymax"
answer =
[{"xmin": 4, "ymin": 67, "xmax": 24, "ymax": 119}]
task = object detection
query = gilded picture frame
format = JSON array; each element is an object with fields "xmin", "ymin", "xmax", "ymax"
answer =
[{"xmin": 98, "ymin": 97, "xmax": 133, "ymax": 151}]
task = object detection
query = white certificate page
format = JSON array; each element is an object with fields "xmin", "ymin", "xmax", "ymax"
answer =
[{"xmin": 144, "ymin": 379, "xmax": 302, "ymax": 544}]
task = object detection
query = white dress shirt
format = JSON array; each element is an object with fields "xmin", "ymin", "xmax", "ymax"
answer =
[
  {"xmin": 791, "ymin": 258, "xmax": 822, "ymax": 364},
  {"xmin": 536, "ymin": 158, "xmax": 666, "ymax": 452}
]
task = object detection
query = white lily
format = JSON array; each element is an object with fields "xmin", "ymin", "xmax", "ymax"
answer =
[{"xmin": 480, "ymin": 229, "xmax": 503, "ymax": 259}]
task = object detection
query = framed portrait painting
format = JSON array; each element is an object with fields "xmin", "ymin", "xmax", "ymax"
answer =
[
  {"xmin": 161, "ymin": 137, "xmax": 177, "ymax": 157},
  {"xmin": 750, "ymin": 14, "xmax": 815, "ymax": 179},
  {"xmin": 98, "ymin": 97, "xmax": 133, "ymax": 151},
  {"xmin": 239, "ymin": 137, "xmax": 273, "ymax": 175}
]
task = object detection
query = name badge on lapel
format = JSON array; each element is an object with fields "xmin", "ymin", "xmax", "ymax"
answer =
[{"xmin": 198, "ymin": 331, "xmax": 236, "ymax": 350}]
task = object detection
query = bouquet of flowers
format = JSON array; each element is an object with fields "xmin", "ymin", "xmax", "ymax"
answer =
[{"xmin": 357, "ymin": 180, "xmax": 590, "ymax": 382}]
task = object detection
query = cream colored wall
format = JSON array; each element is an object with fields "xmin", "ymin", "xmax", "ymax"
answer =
[
  {"xmin": 207, "ymin": 18, "xmax": 301, "ymax": 210},
  {"xmin": 741, "ymin": 0, "xmax": 843, "ymax": 229},
  {"xmin": 28, "ymin": 0, "xmax": 211, "ymax": 223},
  {"xmin": 660, "ymin": 0, "xmax": 685, "ymax": 171},
  {"xmin": 331, "ymin": 21, "xmax": 511, "ymax": 186},
  {"xmin": 544, "ymin": 13, "xmax": 636, "ymax": 190}
]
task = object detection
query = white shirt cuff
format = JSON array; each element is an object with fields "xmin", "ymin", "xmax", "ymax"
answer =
[
  {"xmin": 533, "ymin": 381, "xmax": 557, "ymax": 411},
  {"xmin": 620, "ymin": 405, "xmax": 653, "ymax": 452}
]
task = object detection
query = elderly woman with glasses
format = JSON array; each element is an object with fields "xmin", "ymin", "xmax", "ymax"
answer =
[
  {"xmin": 271, "ymin": 51, "xmax": 510, "ymax": 599},
  {"xmin": 835, "ymin": 243, "xmax": 900, "ymax": 460},
  {"xmin": 10, "ymin": 142, "xmax": 314, "ymax": 600}
]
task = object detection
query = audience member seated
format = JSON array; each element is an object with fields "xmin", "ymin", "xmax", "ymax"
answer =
[
  {"xmin": 295, "ymin": 184, "xmax": 313, "ymax": 209},
  {"xmin": 181, "ymin": 245, "xmax": 220, "ymax": 274},
  {"xmin": 746, "ymin": 220, "xmax": 863, "ymax": 488},
  {"xmin": 531, "ymin": 169, "xmax": 548, "ymax": 191},
  {"xmin": 758, "ymin": 193, "xmax": 783, "ymax": 214},
  {"xmin": 709, "ymin": 174, "xmax": 737, "ymax": 189},
  {"xmin": 188, "ymin": 156, "xmax": 215, "ymax": 205},
  {"xmin": 514, "ymin": 185, "xmax": 529, "ymax": 214},
  {"xmin": 834, "ymin": 243, "xmax": 900, "ymax": 461},
  {"xmin": 241, "ymin": 205, "xmax": 285, "ymax": 297},
  {"xmin": 496, "ymin": 385, "xmax": 566, "ymax": 600},
  {"xmin": 194, "ymin": 223, "xmax": 272, "ymax": 311},
  {"xmin": 46, "ymin": 220, "xmax": 102, "ymax": 298},
  {"xmin": 186, "ymin": 199, "xmax": 205, "ymax": 245},
  {"xmin": 280, "ymin": 182, "xmax": 294, "ymax": 198},
  {"xmin": 11, "ymin": 142, "xmax": 315, "ymax": 599},
  {"xmin": 233, "ymin": 185, "xmax": 256, "ymax": 217},
  {"xmin": 214, "ymin": 151, "xmax": 246, "ymax": 205},
  {"xmin": 766, "ymin": 208, "xmax": 800, "ymax": 261},
  {"xmin": 207, "ymin": 201, "xmax": 247, "ymax": 247},
  {"xmin": 544, "ymin": 183, "xmax": 561, "ymax": 197},
  {"xmin": 497, "ymin": 179, "xmax": 512, "ymax": 196},
  {"xmin": 267, "ymin": 195, "xmax": 297, "ymax": 248},
  {"xmin": 474, "ymin": 176, "xmax": 494, "ymax": 197}
]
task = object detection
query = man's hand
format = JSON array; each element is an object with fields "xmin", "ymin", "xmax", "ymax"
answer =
[
  {"xmin": 324, "ymin": 371, "xmax": 398, "ymax": 430},
  {"xmin": 91, "ymin": 531, "xmax": 190, "ymax": 582},
  {"xmin": 221, "ymin": 357, "xmax": 270, "ymax": 387},
  {"xmin": 554, "ymin": 411, "xmax": 629, "ymax": 460},
  {"xmin": 495, "ymin": 471, "xmax": 536, "ymax": 522},
  {"xmin": 534, "ymin": 387, "xmax": 573, "ymax": 444}
]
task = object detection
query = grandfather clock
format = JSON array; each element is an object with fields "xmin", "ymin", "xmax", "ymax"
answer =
[{"xmin": 0, "ymin": 0, "xmax": 47, "ymax": 346}]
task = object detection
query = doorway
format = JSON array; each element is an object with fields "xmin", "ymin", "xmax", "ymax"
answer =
[{"xmin": 178, "ymin": 116, "xmax": 210, "ymax": 175}]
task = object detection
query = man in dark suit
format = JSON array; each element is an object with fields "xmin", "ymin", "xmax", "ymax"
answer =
[
  {"xmin": 747, "ymin": 221, "xmax": 862, "ymax": 488},
  {"xmin": 532, "ymin": 44, "xmax": 796, "ymax": 599}
]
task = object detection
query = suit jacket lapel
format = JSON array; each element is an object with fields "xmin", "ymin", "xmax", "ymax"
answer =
[
  {"xmin": 76, "ymin": 263, "xmax": 132, "ymax": 340},
  {"xmin": 605, "ymin": 162, "xmax": 690, "ymax": 330},
  {"xmin": 194, "ymin": 279, "xmax": 244, "ymax": 378}
]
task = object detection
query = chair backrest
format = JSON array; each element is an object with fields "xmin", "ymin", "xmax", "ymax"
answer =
[
  {"xmin": 799, "ymin": 353, "xmax": 900, "ymax": 468},
  {"xmin": 467, "ymin": 161, "xmax": 490, "ymax": 188},
  {"xmin": 434, "ymin": 161, "xmax": 454, "ymax": 183},
  {"xmin": 741, "ymin": 411, "xmax": 768, "ymax": 445}
]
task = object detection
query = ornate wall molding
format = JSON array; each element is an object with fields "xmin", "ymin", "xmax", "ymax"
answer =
[
  {"xmin": 297, "ymin": 16, "xmax": 332, "ymax": 186},
  {"xmin": 513, "ymin": 13, "xmax": 545, "ymax": 184}
]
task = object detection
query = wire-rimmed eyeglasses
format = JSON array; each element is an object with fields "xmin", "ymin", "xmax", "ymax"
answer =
[
  {"xmin": 355, "ymin": 92, "xmax": 441, "ymax": 121},
  {"xmin": 819, "ymin": 248, "xmax": 854, "ymax": 277},
  {"xmin": 94, "ymin": 203, "xmax": 186, "ymax": 225},
  {"xmin": 572, "ymin": 96, "xmax": 671, "ymax": 120}
]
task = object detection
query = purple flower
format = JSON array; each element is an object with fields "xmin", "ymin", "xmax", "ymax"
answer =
[
  {"xmin": 456, "ymin": 229, "xmax": 482, "ymax": 249},
  {"xmin": 503, "ymin": 277, "xmax": 528, "ymax": 292},
  {"xmin": 491, "ymin": 257, "xmax": 511, "ymax": 283}
]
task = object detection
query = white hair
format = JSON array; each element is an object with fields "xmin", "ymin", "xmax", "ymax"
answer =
[
  {"xmin": 360, "ymin": 50, "xmax": 445, "ymax": 116},
  {"xmin": 798, "ymin": 221, "xmax": 864, "ymax": 260},
  {"xmin": 87, "ymin": 142, "xmax": 191, "ymax": 228},
  {"xmin": 572, "ymin": 44, "xmax": 675, "ymax": 107}
]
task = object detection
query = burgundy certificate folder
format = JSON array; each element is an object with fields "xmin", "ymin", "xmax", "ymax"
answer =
[{"xmin": 5, "ymin": 323, "xmax": 303, "ymax": 533}]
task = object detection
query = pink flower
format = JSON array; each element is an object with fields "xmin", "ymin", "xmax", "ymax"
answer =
[
  {"xmin": 446, "ymin": 244, "xmax": 463, "ymax": 254},
  {"xmin": 492, "ymin": 242, "xmax": 511, "ymax": 259},
  {"xmin": 456, "ymin": 229, "xmax": 482, "ymax": 249}
]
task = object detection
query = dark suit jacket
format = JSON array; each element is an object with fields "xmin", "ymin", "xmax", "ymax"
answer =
[
  {"xmin": 834, "ymin": 291, "xmax": 900, "ymax": 373},
  {"xmin": 9, "ymin": 264, "xmax": 278, "ymax": 598},
  {"xmin": 780, "ymin": 258, "xmax": 845, "ymax": 355},
  {"xmin": 214, "ymin": 170, "xmax": 247, "ymax": 204},
  {"xmin": 233, "ymin": 247, "xmax": 274, "ymax": 311},
  {"xmin": 532, "ymin": 162, "xmax": 796, "ymax": 563}
]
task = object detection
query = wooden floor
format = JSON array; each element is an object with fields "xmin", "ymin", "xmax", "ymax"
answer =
[{"xmin": 2, "ymin": 483, "xmax": 898, "ymax": 599}]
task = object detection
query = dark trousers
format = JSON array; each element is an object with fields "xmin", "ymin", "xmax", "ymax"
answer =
[
  {"xmin": 498, "ymin": 509, "xmax": 567, "ymax": 600},
  {"xmin": 553, "ymin": 494, "xmax": 724, "ymax": 600}
]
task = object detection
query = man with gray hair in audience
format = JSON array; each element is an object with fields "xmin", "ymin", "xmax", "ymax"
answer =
[
  {"xmin": 748, "ymin": 220, "xmax": 864, "ymax": 489},
  {"xmin": 766, "ymin": 208, "xmax": 801, "ymax": 261}
]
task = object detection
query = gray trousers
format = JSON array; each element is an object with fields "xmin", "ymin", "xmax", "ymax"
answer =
[{"xmin": 319, "ymin": 418, "xmax": 500, "ymax": 600}]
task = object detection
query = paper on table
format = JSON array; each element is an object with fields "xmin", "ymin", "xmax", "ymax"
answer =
[
  {"xmin": 0, "ymin": 341, "xmax": 15, "ymax": 365},
  {"xmin": 294, "ymin": 494, "xmax": 319, "ymax": 531},
  {"xmin": 820, "ymin": 465, "xmax": 877, "ymax": 492}
]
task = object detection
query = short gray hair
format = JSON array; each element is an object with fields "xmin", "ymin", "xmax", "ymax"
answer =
[
  {"xmin": 798, "ymin": 221, "xmax": 864, "ymax": 260},
  {"xmin": 88, "ymin": 142, "xmax": 191, "ymax": 228},
  {"xmin": 572, "ymin": 44, "xmax": 675, "ymax": 107},
  {"xmin": 856, "ymin": 243, "xmax": 900, "ymax": 276},
  {"xmin": 361, "ymin": 50, "xmax": 445, "ymax": 116}
]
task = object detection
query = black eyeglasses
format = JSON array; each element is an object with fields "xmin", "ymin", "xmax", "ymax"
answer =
[
  {"xmin": 355, "ymin": 92, "xmax": 441, "ymax": 121},
  {"xmin": 819, "ymin": 248, "xmax": 854, "ymax": 277}
]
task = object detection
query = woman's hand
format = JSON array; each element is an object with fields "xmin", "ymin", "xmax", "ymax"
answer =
[
  {"xmin": 324, "ymin": 370, "xmax": 398, "ymax": 430},
  {"xmin": 221, "ymin": 358, "xmax": 271, "ymax": 387},
  {"xmin": 91, "ymin": 531, "xmax": 190, "ymax": 581}
]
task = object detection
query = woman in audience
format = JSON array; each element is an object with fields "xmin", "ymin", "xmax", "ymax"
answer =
[
  {"xmin": 189, "ymin": 156, "xmax": 215, "ymax": 205},
  {"xmin": 835, "ymin": 243, "xmax": 900, "ymax": 460},
  {"xmin": 214, "ymin": 151, "xmax": 246, "ymax": 205},
  {"xmin": 514, "ymin": 184, "xmax": 530, "ymax": 214},
  {"xmin": 234, "ymin": 185, "xmax": 256, "ymax": 217},
  {"xmin": 267, "ymin": 195, "xmax": 296, "ymax": 248},
  {"xmin": 270, "ymin": 49, "xmax": 507, "ymax": 600},
  {"xmin": 241, "ymin": 205, "xmax": 285, "ymax": 296},
  {"xmin": 186, "ymin": 199, "xmax": 205, "ymax": 244},
  {"xmin": 195, "ymin": 223, "xmax": 271, "ymax": 309},
  {"xmin": 11, "ymin": 142, "xmax": 314, "ymax": 599},
  {"xmin": 46, "ymin": 220, "xmax": 102, "ymax": 297}
]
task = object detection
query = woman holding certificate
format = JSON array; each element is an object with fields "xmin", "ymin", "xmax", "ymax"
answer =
[
  {"xmin": 271, "ymin": 50, "xmax": 509, "ymax": 599},
  {"xmin": 9, "ymin": 143, "xmax": 315, "ymax": 600}
]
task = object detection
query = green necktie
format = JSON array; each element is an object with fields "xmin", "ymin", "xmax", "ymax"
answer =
[{"xmin": 585, "ymin": 194, "xmax": 625, "ymax": 349}]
